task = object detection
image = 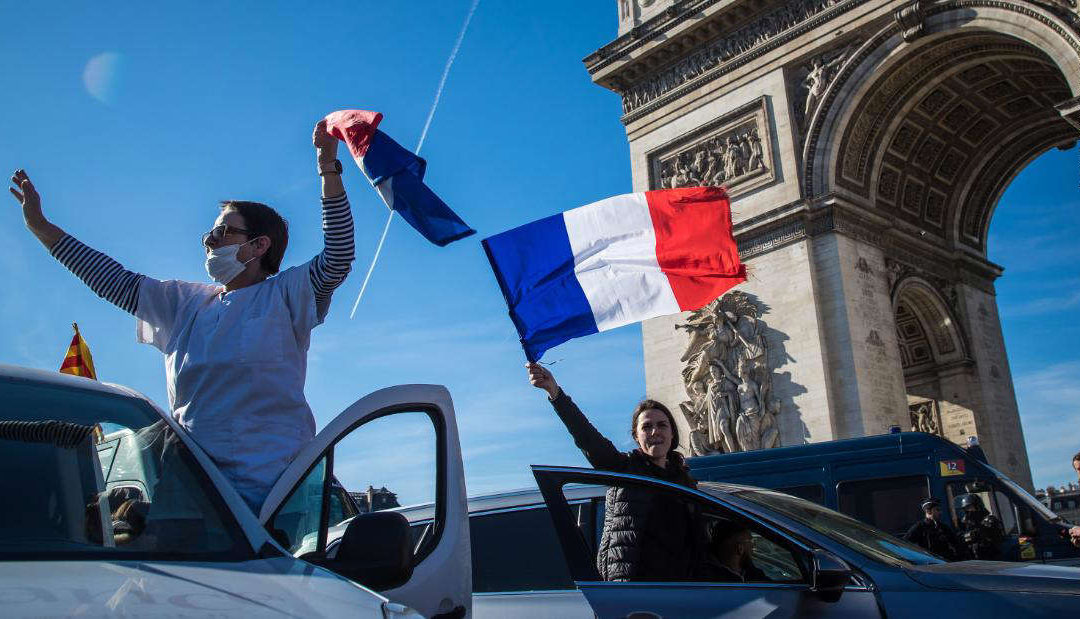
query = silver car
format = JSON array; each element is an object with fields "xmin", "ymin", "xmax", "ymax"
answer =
[{"xmin": 0, "ymin": 364, "xmax": 472, "ymax": 618}]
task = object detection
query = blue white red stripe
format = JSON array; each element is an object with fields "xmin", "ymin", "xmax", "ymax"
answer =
[
  {"xmin": 483, "ymin": 187, "xmax": 745, "ymax": 361},
  {"xmin": 325, "ymin": 109, "xmax": 474, "ymax": 247}
]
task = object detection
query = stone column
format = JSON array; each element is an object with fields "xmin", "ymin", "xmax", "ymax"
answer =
[
  {"xmin": 954, "ymin": 282, "xmax": 1034, "ymax": 489},
  {"xmin": 811, "ymin": 232, "xmax": 910, "ymax": 438}
]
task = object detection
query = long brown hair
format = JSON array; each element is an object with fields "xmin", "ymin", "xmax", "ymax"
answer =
[{"xmin": 630, "ymin": 399, "xmax": 681, "ymax": 458}]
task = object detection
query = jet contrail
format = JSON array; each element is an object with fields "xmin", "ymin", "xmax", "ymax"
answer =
[
  {"xmin": 416, "ymin": 0, "xmax": 481, "ymax": 156},
  {"xmin": 350, "ymin": 0, "xmax": 481, "ymax": 318}
]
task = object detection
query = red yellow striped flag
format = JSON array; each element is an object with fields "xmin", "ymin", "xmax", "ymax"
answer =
[{"xmin": 60, "ymin": 322, "xmax": 97, "ymax": 380}]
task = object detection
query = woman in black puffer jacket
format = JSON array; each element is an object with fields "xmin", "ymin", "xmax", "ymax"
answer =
[{"xmin": 527, "ymin": 362, "xmax": 697, "ymax": 582}]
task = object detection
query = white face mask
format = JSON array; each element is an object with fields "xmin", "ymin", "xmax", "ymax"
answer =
[{"xmin": 205, "ymin": 240, "xmax": 257, "ymax": 284}]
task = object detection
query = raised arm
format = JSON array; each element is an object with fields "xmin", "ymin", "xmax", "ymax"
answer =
[
  {"xmin": 9, "ymin": 169, "xmax": 143, "ymax": 314},
  {"xmin": 308, "ymin": 120, "xmax": 355, "ymax": 317},
  {"xmin": 527, "ymin": 363, "xmax": 630, "ymax": 472}
]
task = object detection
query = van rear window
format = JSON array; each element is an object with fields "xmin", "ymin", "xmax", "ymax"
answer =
[
  {"xmin": 837, "ymin": 475, "xmax": 929, "ymax": 536},
  {"xmin": 470, "ymin": 507, "xmax": 574, "ymax": 592}
]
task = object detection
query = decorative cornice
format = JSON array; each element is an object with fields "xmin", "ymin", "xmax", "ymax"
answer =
[
  {"xmin": 618, "ymin": 0, "xmax": 871, "ymax": 124},
  {"xmin": 584, "ymin": 0, "xmax": 717, "ymax": 74},
  {"xmin": 733, "ymin": 202, "xmax": 886, "ymax": 260},
  {"xmin": 1057, "ymin": 95, "xmax": 1080, "ymax": 131}
]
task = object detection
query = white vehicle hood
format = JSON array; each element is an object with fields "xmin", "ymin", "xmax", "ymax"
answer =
[{"xmin": 0, "ymin": 557, "xmax": 386, "ymax": 617}]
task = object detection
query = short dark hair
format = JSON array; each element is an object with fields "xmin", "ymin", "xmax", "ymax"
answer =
[
  {"xmin": 219, "ymin": 200, "xmax": 289, "ymax": 274},
  {"xmin": 1073, "ymin": 451, "xmax": 1080, "ymax": 464},
  {"xmin": 630, "ymin": 399, "xmax": 681, "ymax": 457}
]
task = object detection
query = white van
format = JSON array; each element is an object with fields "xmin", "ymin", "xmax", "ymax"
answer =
[{"xmin": 0, "ymin": 364, "xmax": 471, "ymax": 618}]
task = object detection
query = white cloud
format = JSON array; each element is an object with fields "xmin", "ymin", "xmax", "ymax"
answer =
[
  {"xmin": 1015, "ymin": 360, "xmax": 1080, "ymax": 490},
  {"xmin": 1001, "ymin": 289, "xmax": 1080, "ymax": 318}
]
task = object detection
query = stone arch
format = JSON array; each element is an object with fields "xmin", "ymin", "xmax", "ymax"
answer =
[
  {"xmin": 804, "ymin": 1, "xmax": 1080, "ymax": 254},
  {"xmin": 892, "ymin": 278, "xmax": 969, "ymax": 370},
  {"xmin": 892, "ymin": 277, "xmax": 976, "ymax": 441}
]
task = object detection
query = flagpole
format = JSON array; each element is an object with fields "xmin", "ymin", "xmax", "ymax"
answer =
[{"xmin": 348, "ymin": 0, "xmax": 480, "ymax": 318}]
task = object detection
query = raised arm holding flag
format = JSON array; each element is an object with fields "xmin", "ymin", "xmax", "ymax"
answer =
[{"xmin": 8, "ymin": 119, "xmax": 355, "ymax": 512}]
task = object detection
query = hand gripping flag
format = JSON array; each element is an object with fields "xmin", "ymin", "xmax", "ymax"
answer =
[
  {"xmin": 60, "ymin": 322, "xmax": 97, "ymax": 379},
  {"xmin": 325, "ymin": 110, "xmax": 475, "ymax": 246},
  {"xmin": 483, "ymin": 187, "xmax": 745, "ymax": 361}
]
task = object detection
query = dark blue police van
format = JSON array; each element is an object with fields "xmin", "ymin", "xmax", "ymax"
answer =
[{"xmin": 689, "ymin": 432, "xmax": 1079, "ymax": 565}]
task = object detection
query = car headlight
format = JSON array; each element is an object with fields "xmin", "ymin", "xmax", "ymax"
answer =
[{"xmin": 381, "ymin": 601, "xmax": 424, "ymax": 619}]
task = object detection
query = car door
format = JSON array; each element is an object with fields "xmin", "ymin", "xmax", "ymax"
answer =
[
  {"xmin": 533, "ymin": 466, "xmax": 881, "ymax": 619},
  {"xmin": 260, "ymin": 384, "xmax": 470, "ymax": 619}
]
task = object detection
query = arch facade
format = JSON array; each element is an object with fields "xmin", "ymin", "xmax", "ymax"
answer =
[{"xmin": 587, "ymin": 0, "xmax": 1080, "ymax": 488}]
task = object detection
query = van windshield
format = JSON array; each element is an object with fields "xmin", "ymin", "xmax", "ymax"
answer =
[
  {"xmin": 982, "ymin": 464, "xmax": 1062, "ymax": 523},
  {"xmin": 0, "ymin": 377, "xmax": 251, "ymax": 561},
  {"xmin": 716, "ymin": 485, "xmax": 944, "ymax": 567}
]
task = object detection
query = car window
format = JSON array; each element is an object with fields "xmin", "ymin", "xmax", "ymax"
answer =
[
  {"xmin": 837, "ymin": 475, "xmax": 929, "ymax": 536},
  {"xmin": 729, "ymin": 485, "xmax": 942, "ymax": 567},
  {"xmin": 564, "ymin": 480, "xmax": 806, "ymax": 584},
  {"xmin": 471, "ymin": 506, "xmax": 575, "ymax": 592},
  {"xmin": 268, "ymin": 456, "xmax": 327, "ymax": 553},
  {"xmin": 266, "ymin": 409, "xmax": 441, "ymax": 561},
  {"xmin": 0, "ymin": 378, "xmax": 249, "ymax": 560}
]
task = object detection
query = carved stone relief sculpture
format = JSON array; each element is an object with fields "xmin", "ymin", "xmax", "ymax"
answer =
[
  {"xmin": 909, "ymin": 400, "xmax": 942, "ymax": 436},
  {"xmin": 650, "ymin": 97, "xmax": 775, "ymax": 196},
  {"xmin": 675, "ymin": 292, "xmax": 781, "ymax": 455},
  {"xmin": 792, "ymin": 42, "xmax": 859, "ymax": 132}
]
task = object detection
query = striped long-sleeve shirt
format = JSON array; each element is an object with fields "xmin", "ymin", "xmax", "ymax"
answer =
[{"xmin": 50, "ymin": 193, "xmax": 355, "ymax": 317}]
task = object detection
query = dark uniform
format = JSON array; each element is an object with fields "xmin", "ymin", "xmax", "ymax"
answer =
[
  {"xmin": 904, "ymin": 516, "xmax": 963, "ymax": 561},
  {"xmin": 956, "ymin": 494, "xmax": 1004, "ymax": 560}
]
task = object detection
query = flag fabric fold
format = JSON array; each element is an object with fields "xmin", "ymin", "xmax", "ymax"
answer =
[
  {"xmin": 482, "ymin": 187, "xmax": 745, "ymax": 361},
  {"xmin": 325, "ymin": 109, "xmax": 475, "ymax": 247},
  {"xmin": 60, "ymin": 322, "xmax": 97, "ymax": 380}
]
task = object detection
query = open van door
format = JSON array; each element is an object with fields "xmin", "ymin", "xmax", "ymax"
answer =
[{"xmin": 260, "ymin": 385, "xmax": 470, "ymax": 619}]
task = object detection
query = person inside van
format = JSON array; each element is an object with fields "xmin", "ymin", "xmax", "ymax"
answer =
[
  {"xmin": 957, "ymin": 494, "xmax": 1004, "ymax": 560},
  {"xmin": 526, "ymin": 362, "xmax": 696, "ymax": 581},
  {"xmin": 903, "ymin": 498, "xmax": 962, "ymax": 561},
  {"xmin": 697, "ymin": 521, "xmax": 768, "ymax": 583}
]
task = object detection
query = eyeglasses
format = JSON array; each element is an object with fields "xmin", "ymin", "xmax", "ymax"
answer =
[{"xmin": 201, "ymin": 223, "xmax": 252, "ymax": 248}]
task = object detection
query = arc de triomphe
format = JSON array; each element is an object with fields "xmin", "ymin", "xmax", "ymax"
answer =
[{"xmin": 588, "ymin": 0, "xmax": 1080, "ymax": 489}]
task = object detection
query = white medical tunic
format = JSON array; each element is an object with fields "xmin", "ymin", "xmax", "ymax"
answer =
[{"xmin": 135, "ymin": 260, "xmax": 322, "ymax": 511}]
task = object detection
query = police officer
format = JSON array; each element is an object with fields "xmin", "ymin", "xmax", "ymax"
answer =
[
  {"xmin": 904, "ymin": 498, "xmax": 962, "ymax": 561},
  {"xmin": 956, "ymin": 494, "xmax": 1004, "ymax": 560}
]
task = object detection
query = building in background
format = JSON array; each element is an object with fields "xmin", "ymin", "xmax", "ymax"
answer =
[
  {"xmin": 349, "ymin": 485, "xmax": 401, "ymax": 513},
  {"xmin": 1038, "ymin": 483, "xmax": 1080, "ymax": 522}
]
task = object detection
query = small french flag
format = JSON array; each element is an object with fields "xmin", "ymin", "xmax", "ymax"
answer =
[
  {"xmin": 325, "ymin": 109, "xmax": 475, "ymax": 247},
  {"xmin": 483, "ymin": 187, "xmax": 745, "ymax": 361}
]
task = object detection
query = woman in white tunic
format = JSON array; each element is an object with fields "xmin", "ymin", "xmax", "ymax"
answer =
[{"xmin": 9, "ymin": 120, "xmax": 355, "ymax": 512}]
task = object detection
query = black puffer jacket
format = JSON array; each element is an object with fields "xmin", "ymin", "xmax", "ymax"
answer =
[{"xmin": 550, "ymin": 390, "xmax": 697, "ymax": 582}]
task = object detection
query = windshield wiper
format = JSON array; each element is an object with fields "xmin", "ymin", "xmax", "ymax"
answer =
[{"xmin": 0, "ymin": 419, "xmax": 95, "ymax": 448}]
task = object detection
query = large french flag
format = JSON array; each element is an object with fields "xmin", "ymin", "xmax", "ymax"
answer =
[
  {"xmin": 483, "ymin": 187, "xmax": 745, "ymax": 361},
  {"xmin": 325, "ymin": 109, "xmax": 475, "ymax": 246}
]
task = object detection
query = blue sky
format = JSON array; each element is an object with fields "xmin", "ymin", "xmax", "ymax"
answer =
[{"xmin": 2, "ymin": 2, "xmax": 1077, "ymax": 505}]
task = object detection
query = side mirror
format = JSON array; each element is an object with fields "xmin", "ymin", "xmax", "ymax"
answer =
[
  {"xmin": 811, "ymin": 549, "xmax": 851, "ymax": 603},
  {"xmin": 329, "ymin": 511, "xmax": 414, "ymax": 590}
]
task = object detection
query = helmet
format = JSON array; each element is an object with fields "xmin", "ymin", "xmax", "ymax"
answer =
[
  {"xmin": 958, "ymin": 493, "xmax": 985, "ymax": 512},
  {"xmin": 920, "ymin": 497, "xmax": 940, "ymax": 511}
]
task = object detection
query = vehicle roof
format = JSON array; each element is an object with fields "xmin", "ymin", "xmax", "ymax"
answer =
[
  {"xmin": 689, "ymin": 431, "xmax": 968, "ymax": 470},
  {"xmin": 0, "ymin": 363, "xmax": 153, "ymax": 403},
  {"xmin": 396, "ymin": 484, "xmax": 608, "ymax": 521}
]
